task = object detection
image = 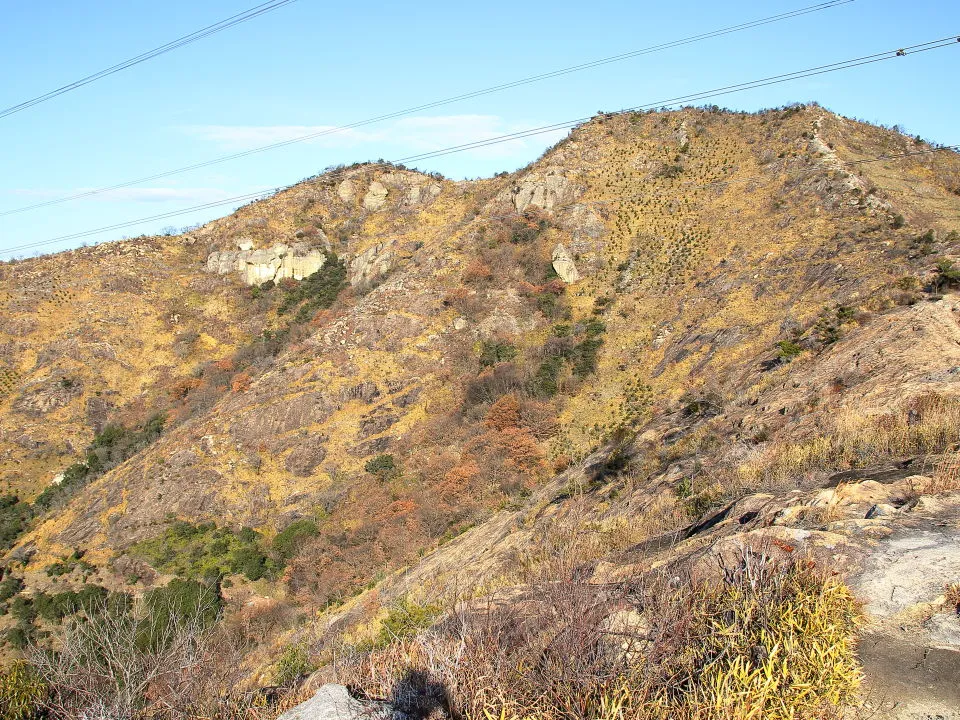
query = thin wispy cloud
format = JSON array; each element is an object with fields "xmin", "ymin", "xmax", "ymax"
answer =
[
  {"xmin": 7, "ymin": 187, "xmax": 236, "ymax": 204},
  {"xmin": 180, "ymin": 115, "xmax": 568, "ymax": 159},
  {"xmin": 180, "ymin": 123, "xmax": 380, "ymax": 150}
]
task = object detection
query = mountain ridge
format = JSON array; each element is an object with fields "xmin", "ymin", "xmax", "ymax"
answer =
[{"xmin": 1, "ymin": 102, "xmax": 959, "ymax": 716}]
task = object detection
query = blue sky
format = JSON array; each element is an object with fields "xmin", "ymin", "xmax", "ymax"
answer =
[{"xmin": 1, "ymin": 0, "xmax": 958, "ymax": 259}]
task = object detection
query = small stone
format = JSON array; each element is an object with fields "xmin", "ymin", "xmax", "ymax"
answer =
[{"xmin": 865, "ymin": 503, "xmax": 898, "ymax": 519}]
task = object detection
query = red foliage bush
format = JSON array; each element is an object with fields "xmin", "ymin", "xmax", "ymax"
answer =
[
  {"xmin": 230, "ymin": 372, "xmax": 252, "ymax": 393},
  {"xmin": 484, "ymin": 394, "xmax": 522, "ymax": 431},
  {"xmin": 462, "ymin": 260, "xmax": 493, "ymax": 284}
]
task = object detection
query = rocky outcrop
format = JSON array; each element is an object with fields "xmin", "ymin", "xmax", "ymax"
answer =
[
  {"xmin": 552, "ymin": 244, "xmax": 580, "ymax": 283},
  {"xmin": 356, "ymin": 173, "xmax": 442, "ymax": 212},
  {"xmin": 336, "ymin": 179, "xmax": 356, "ymax": 203},
  {"xmin": 284, "ymin": 435, "xmax": 328, "ymax": 477},
  {"xmin": 205, "ymin": 240, "xmax": 328, "ymax": 285},
  {"xmin": 276, "ymin": 684, "xmax": 402, "ymax": 720},
  {"xmin": 503, "ymin": 167, "xmax": 573, "ymax": 212},
  {"xmin": 350, "ymin": 243, "xmax": 394, "ymax": 286},
  {"xmin": 13, "ymin": 378, "xmax": 82, "ymax": 416},
  {"xmin": 363, "ymin": 181, "xmax": 389, "ymax": 211}
]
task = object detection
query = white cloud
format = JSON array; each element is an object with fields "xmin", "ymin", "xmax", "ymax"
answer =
[
  {"xmin": 93, "ymin": 187, "xmax": 234, "ymax": 203},
  {"xmin": 181, "ymin": 115, "xmax": 569, "ymax": 159},
  {"xmin": 7, "ymin": 186, "xmax": 237, "ymax": 204},
  {"xmin": 180, "ymin": 123, "xmax": 381, "ymax": 150}
]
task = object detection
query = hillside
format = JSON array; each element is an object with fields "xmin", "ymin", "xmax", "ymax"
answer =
[{"xmin": 1, "ymin": 103, "xmax": 959, "ymax": 718}]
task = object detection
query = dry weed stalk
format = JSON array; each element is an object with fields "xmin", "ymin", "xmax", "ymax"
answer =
[{"xmin": 28, "ymin": 596, "xmax": 279, "ymax": 720}]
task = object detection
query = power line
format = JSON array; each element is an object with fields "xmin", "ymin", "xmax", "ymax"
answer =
[
  {"xmin": 0, "ymin": 0, "xmax": 855, "ymax": 218},
  {"xmin": 0, "ymin": 0, "xmax": 298, "ymax": 120},
  {"xmin": 2, "ymin": 36, "xmax": 958, "ymax": 257}
]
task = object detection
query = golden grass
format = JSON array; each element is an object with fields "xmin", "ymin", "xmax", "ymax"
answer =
[
  {"xmin": 338, "ymin": 550, "xmax": 862, "ymax": 720},
  {"xmin": 739, "ymin": 393, "xmax": 960, "ymax": 489}
]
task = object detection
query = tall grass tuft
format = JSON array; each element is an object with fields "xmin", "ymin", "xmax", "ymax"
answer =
[
  {"xmin": 336, "ymin": 553, "xmax": 861, "ymax": 720},
  {"xmin": 739, "ymin": 392, "xmax": 960, "ymax": 489}
]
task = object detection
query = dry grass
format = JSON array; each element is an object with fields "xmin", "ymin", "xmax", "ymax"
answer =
[
  {"xmin": 944, "ymin": 583, "xmax": 960, "ymax": 613},
  {"xmin": 739, "ymin": 393, "xmax": 960, "ymax": 489},
  {"xmin": 336, "ymin": 550, "xmax": 862, "ymax": 720},
  {"xmin": 930, "ymin": 451, "xmax": 960, "ymax": 494},
  {"xmin": 25, "ymin": 597, "xmax": 293, "ymax": 720}
]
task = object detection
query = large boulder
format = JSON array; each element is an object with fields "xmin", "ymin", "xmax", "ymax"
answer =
[
  {"xmin": 350, "ymin": 243, "xmax": 394, "ymax": 286},
  {"xmin": 337, "ymin": 179, "xmax": 356, "ymax": 203},
  {"xmin": 363, "ymin": 181, "xmax": 389, "ymax": 211},
  {"xmin": 552, "ymin": 244, "xmax": 581, "ymax": 283},
  {"xmin": 276, "ymin": 684, "xmax": 402, "ymax": 720}
]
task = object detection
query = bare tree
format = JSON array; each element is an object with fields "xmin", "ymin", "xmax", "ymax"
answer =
[{"xmin": 27, "ymin": 592, "xmax": 259, "ymax": 720}]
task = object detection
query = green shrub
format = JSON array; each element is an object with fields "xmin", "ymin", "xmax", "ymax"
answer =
[
  {"xmin": 775, "ymin": 340, "xmax": 803, "ymax": 361},
  {"xmin": 912, "ymin": 229, "xmax": 935, "ymax": 255},
  {"xmin": 277, "ymin": 254, "xmax": 347, "ymax": 321},
  {"xmin": 130, "ymin": 521, "xmax": 274, "ymax": 581},
  {"xmin": 0, "ymin": 661, "xmax": 45, "ymax": 720},
  {"xmin": 0, "ymin": 497, "xmax": 32, "ymax": 552},
  {"xmin": 274, "ymin": 644, "xmax": 315, "ymax": 687},
  {"xmin": 272, "ymin": 519, "xmax": 320, "ymax": 563},
  {"xmin": 479, "ymin": 340, "xmax": 518, "ymax": 368},
  {"xmin": 836, "ymin": 305, "xmax": 856, "ymax": 323},
  {"xmin": 365, "ymin": 454, "xmax": 399, "ymax": 480},
  {"xmin": 142, "ymin": 579, "xmax": 221, "ymax": 648},
  {"xmin": 4, "ymin": 627, "xmax": 30, "ymax": 651},
  {"xmin": 369, "ymin": 598, "xmax": 441, "ymax": 650},
  {"xmin": 814, "ymin": 312, "xmax": 841, "ymax": 346},
  {"xmin": 533, "ymin": 355, "xmax": 563, "ymax": 397},
  {"xmin": 0, "ymin": 577, "xmax": 23, "ymax": 603},
  {"xmin": 229, "ymin": 546, "xmax": 270, "ymax": 581},
  {"xmin": 934, "ymin": 258, "xmax": 960, "ymax": 291},
  {"xmin": 9, "ymin": 598, "xmax": 34, "ymax": 624}
]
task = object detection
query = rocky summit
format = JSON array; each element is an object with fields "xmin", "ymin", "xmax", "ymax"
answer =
[{"xmin": 1, "ymin": 104, "xmax": 959, "ymax": 719}]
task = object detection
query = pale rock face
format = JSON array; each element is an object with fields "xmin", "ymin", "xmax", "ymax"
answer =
[
  {"xmin": 350, "ymin": 243, "xmax": 394, "ymax": 286},
  {"xmin": 504, "ymin": 168, "xmax": 571, "ymax": 212},
  {"xmin": 276, "ymin": 684, "xmax": 399, "ymax": 720},
  {"xmin": 552, "ymin": 243, "xmax": 581, "ymax": 283},
  {"xmin": 337, "ymin": 179, "xmax": 355, "ymax": 203},
  {"xmin": 236, "ymin": 238, "xmax": 254, "ymax": 252},
  {"xmin": 362, "ymin": 181, "xmax": 389, "ymax": 211},
  {"xmin": 205, "ymin": 242, "xmax": 327, "ymax": 285},
  {"xmin": 242, "ymin": 248, "xmax": 284, "ymax": 285},
  {"xmin": 406, "ymin": 184, "xmax": 421, "ymax": 205}
]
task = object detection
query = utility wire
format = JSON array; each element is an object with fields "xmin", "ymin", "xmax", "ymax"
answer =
[
  {"xmin": 0, "ymin": 0, "xmax": 298, "ymax": 120},
  {"xmin": 2, "ymin": 36, "xmax": 958, "ymax": 256},
  {"xmin": 0, "ymin": 0, "xmax": 855, "ymax": 218}
]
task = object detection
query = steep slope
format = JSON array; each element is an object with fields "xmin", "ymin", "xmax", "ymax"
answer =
[
  {"xmin": 0, "ymin": 237, "xmax": 271, "ymax": 500},
  {"xmin": 2, "ymin": 105, "xmax": 959, "ymax": 671}
]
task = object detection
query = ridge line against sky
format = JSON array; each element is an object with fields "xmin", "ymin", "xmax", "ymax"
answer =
[
  {"xmin": 0, "ymin": 0, "xmax": 852, "ymax": 219},
  {"xmin": 5, "ymin": 33, "xmax": 958, "ymax": 254},
  {"xmin": 1, "ymin": 0, "xmax": 958, "ymax": 257}
]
